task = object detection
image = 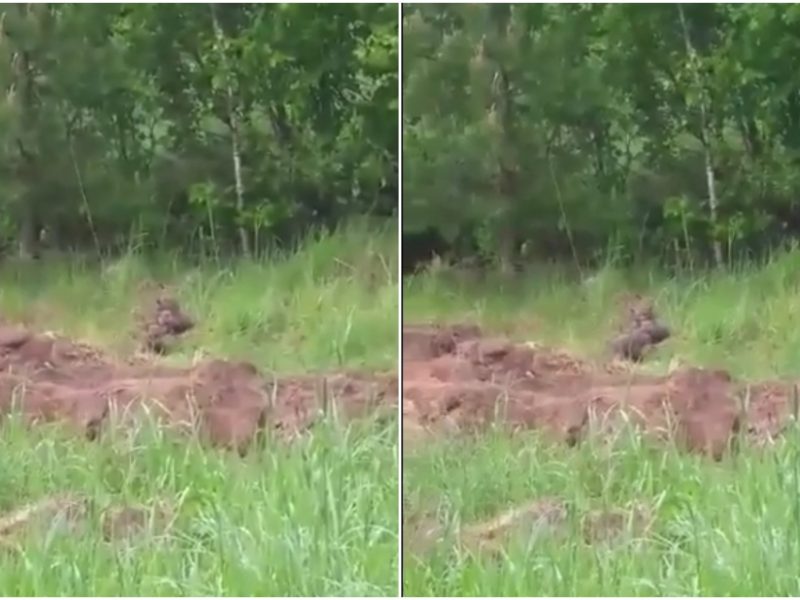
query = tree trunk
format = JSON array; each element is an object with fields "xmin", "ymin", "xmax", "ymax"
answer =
[
  {"xmin": 63, "ymin": 108, "xmax": 101, "ymax": 256},
  {"xmin": 493, "ymin": 55, "xmax": 518, "ymax": 271},
  {"xmin": 211, "ymin": 5, "xmax": 250, "ymax": 257},
  {"xmin": 18, "ymin": 200, "xmax": 39, "ymax": 260},
  {"xmin": 14, "ymin": 45, "xmax": 40, "ymax": 260},
  {"xmin": 678, "ymin": 4, "xmax": 724, "ymax": 268},
  {"xmin": 230, "ymin": 116, "xmax": 249, "ymax": 256},
  {"xmin": 496, "ymin": 163, "xmax": 518, "ymax": 275}
]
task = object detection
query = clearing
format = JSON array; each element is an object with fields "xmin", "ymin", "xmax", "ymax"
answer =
[
  {"xmin": 0, "ymin": 225, "xmax": 398, "ymax": 596},
  {"xmin": 403, "ymin": 255, "xmax": 800, "ymax": 596}
]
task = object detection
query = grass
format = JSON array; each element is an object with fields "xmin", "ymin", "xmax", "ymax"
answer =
[
  {"xmin": 0, "ymin": 220, "xmax": 398, "ymax": 596},
  {"xmin": 403, "ymin": 249, "xmax": 800, "ymax": 596},
  {"xmin": 1, "ymin": 219, "xmax": 397, "ymax": 374}
]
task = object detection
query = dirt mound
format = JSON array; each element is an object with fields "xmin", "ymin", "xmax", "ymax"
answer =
[
  {"xmin": 402, "ymin": 323, "xmax": 482, "ymax": 361},
  {"xmin": 403, "ymin": 323, "xmax": 797, "ymax": 458},
  {"xmin": 0, "ymin": 324, "xmax": 396, "ymax": 452}
]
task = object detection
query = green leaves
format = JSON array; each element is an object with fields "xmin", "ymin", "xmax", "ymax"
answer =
[
  {"xmin": 0, "ymin": 4, "xmax": 398, "ymax": 255},
  {"xmin": 404, "ymin": 4, "xmax": 800, "ymax": 267}
]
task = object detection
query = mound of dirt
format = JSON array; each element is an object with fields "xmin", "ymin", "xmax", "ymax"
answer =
[
  {"xmin": 402, "ymin": 323, "xmax": 796, "ymax": 458},
  {"xmin": 0, "ymin": 323, "xmax": 396, "ymax": 452},
  {"xmin": 403, "ymin": 323, "xmax": 482, "ymax": 362}
]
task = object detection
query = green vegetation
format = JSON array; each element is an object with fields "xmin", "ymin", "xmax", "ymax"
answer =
[
  {"xmin": 404, "ymin": 248, "xmax": 800, "ymax": 379},
  {"xmin": 0, "ymin": 225, "xmax": 398, "ymax": 596},
  {"xmin": 404, "ymin": 424, "xmax": 800, "ymax": 596},
  {"xmin": 0, "ymin": 4, "xmax": 397, "ymax": 257},
  {"xmin": 0, "ymin": 5, "xmax": 399, "ymax": 595},
  {"xmin": 403, "ymin": 255, "xmax": 800, "ymax": 596},
  {"xmin": 401, "ymin": 3, "xmax": 800, "ymax": 596},
  {"xmin": 403, "ymin": 4, "xmax": 800, "ymax": 269},
  {"xmin": 1, "ymin": 219, "xmax": 398, "ymax": 374},
  {"xmin": 0, "ymin": 416, "xmax": 396, "ymax": 596}
]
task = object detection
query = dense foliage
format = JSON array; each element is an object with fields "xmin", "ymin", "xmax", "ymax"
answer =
[
  {"xmin": 0, "ymin": 3, "xmax": 397, "ymax": 257},
  {"xmin": 403, "ymin": 4, "xmax": 800, "ymax": 269}
]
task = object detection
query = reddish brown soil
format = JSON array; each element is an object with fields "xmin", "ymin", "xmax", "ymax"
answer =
[
  {"xmin": 403, "ymin": 323, "xmax": 797, "ymax": 458},
  {"xmin": 0, "ymin": 323, "xmax": 396, "ymax": 452}
]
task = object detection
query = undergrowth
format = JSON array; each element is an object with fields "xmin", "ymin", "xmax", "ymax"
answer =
[
  {"xmin": 403, "ymin": 249, "xmax": 800, "ymax": 596},
  {"xmin": 404, "ymin": 248, "xmax": 800, "ymax": 379},
  {"xmin": 0, "ymin": 220, "xmax": 398, "ymax": 596},
  {"xmin": 0, "ymin": 219, "xmax": 397, "ymax": 373}
]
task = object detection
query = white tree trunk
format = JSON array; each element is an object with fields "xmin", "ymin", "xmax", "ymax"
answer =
[
  {"xmin": 701, "ymin": 140, "xmax": 722, "ymax": 266},
  {"xmin": 228, "ymin": 102, "xmax": 249, "ymax": 256},
  {"xmin": 211, "ymin": 5, "xmax": 250, "ymax": 257},
  {"xmin": 14, "ymin": 44, "xmax": 39, "ymax": 260},
  {"xmin": 678, "ymin": 4, "xmax": 723, "ymax": 268}
]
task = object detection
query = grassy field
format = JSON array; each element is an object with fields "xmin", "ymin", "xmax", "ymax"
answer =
[
  {"xmin": 403, "ymin": 251, "xmax": 800, "ymax": 596},
  {"xmin": 0, "ymin": 220, "xmax": 398, "ymax": 596}
]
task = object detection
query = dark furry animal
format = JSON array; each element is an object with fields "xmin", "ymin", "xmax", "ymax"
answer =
[
  {"xmin": 640, "ymin": 320, "xmax": 670, "ymax": 345},
  {"xmin": 610, "ymin": 300, "xmax": 672, "ymax": 362},
  {"xmin": 155, "ymin": 297, "xmax": 194, "ymax": 335},
  {"xmin": 610, "ymin": 329, "xmax": 654, "ymax": 362},
  {"xmin": 143, "ymin": 296, "xmax": 194, "ymax": 354}
]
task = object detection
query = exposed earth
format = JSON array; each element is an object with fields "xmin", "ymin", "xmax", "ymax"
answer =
[
  {"xmin": 402, "ymin": 320, "xmax": 799, "ymax": 557},
  {"xmin": 402, "ymin": 322, "xmax": 794, "ymax": 459},
  {"xmin": 0, "ymin": 308, "xmax": 397, "ymax": 454}
]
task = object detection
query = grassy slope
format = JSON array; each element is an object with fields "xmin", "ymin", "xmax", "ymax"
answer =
[
  {"xmin": 0, "ymin": 221, "xmax": 398, "ymax": 596},
  {"xmin": 403, "ymin": 252, "xmax": 800, "ymax": 596}
]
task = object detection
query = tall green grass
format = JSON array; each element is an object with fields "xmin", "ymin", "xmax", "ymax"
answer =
[
  {"xmin": 404, "ymin": 248, "xmax": 800, "ymax": 379},
  {"xmin": 0, "ymin": 219, "xmax": 397, "ymax": 373},
  {"xmin": 404, "ymin": 427, "xmax": 800, "ymax": 596},
  {"xmin": 403, "ymin": 250, "xmax": 800, "ymax": 596},
  {"xmin": 0, "ymin": 221, "xmax": 398, "ymax": 596}
]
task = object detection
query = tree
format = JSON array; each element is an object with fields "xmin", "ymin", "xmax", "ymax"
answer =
[
  {"xmin": 0, "ymin": 3, "xmax": 398, "ymax": 257},
  {"xmin": 403, "ymin": 4, "xmax": 800, "ymax": 268}
]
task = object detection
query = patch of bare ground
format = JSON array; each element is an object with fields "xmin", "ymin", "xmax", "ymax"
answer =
[
  {"xmin": 402, "ymin": 322, "xmax": 798, "ymax": 458},
  {"xmin": 0, "ymin": 310, "xmax": 396, "ymax": 453}
]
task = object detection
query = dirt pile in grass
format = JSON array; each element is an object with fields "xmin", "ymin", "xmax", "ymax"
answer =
[
  {"xmin": 0, "ymin": 322, "xmax": 396, "ymax": 452},
  {"xmin": 403, "ymin": 323, "xmax": 796, "ymax": 458}
]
